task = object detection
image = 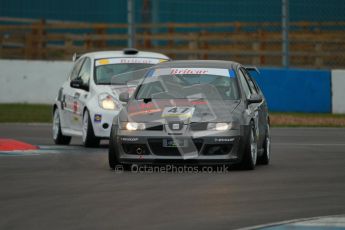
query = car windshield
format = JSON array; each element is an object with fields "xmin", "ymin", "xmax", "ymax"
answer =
[
  {"xmin": 136, "ymin": 68, "xmax": 239, "ymax": 100},
  {"xmin": 95, "ymin": 63, "xmax": 154, "ymax": 85}
]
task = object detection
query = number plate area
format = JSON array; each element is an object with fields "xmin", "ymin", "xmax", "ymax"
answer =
[{"xmin": 163, "ymin": 139, "xmax": 188, "ymax": 147}]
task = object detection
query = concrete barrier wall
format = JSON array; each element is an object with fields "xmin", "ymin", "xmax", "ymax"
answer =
[
  {"xmin": 0, "ymin": 59, "xmax": 344, "ymax": 113},
  {"xmin": 331, "ymin": 69, "xmax": 345, "ymax": 114},
  {"xmin": 0, "ymin": 60, "xmax": 73, "ymax": 104},
  {"xmin": 254, "ymin": 68, "xmax": 332, "ymax": 113}
]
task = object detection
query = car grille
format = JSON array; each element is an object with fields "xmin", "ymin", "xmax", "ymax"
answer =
[
  {"xmin": 202, "ymin": 144, "xmax": 233, "ymax": 155},
  {"xmin": 145, "ymin": 124, "xmax": 164, "ymax": 131},
  {"xmin": 148, "ymin": 138, "xmax": 203, "ymax": 156},
  {"xmin": 121, "ymin": 144, "xmax": 150, "ymax": 155},
  {"xmin": 190, "ymin": 122, "xmax": 208, "ymax": 131}
]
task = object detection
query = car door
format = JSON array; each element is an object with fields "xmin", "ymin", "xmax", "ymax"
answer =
[
  {"xmin": 241, "ymin": 68, "xmax": 266, "ymax": 145},
  {"xmin": 60, "ymin": 57, "xmax": 85, "ymax": 131},
  {"xmin": 73, "ymin": 57, "xmax": 92, "ymax": 131}
]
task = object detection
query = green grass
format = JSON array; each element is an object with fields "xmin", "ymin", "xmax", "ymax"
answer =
[
  {"xmin": 270, "ymin": 112, "xmax": 345, "ymax": 118},
  {"xmin": 0, "ymin": 104, "xmax": 52, "ymax": 123},
  {"xmin": 1, "ymin": 104, "xmax": 345, "ymax": 127}
]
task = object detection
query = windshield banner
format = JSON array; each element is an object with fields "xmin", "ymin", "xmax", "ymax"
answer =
[
  {"xmin": 96, "ymin": 58, "xmax": 166, "ymax": 66},
  {"xmin": 150, "ymin": 68, "xmax": 235, "ymax": 78}
]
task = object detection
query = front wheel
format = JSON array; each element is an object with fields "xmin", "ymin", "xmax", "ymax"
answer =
[
  {"xmin": 240, "ymin": 122, "xmax": 257, "ymax": 170},
  {"xmin": 82, "ymin": 110, "xmax": 100, "ymax": 147},
  {"xmin": 258, "ymin": 123, "xmax": 271, "ymax": 165},
  {"xmin": 52, "ymin": 108, "xmax": 71, "ymax": 145},
  {"xmin": 109, "ymin": 125, "xmax": 130, "ymax": 171}
]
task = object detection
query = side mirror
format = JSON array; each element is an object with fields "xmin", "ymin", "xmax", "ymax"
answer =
[
  {"xmin": 247, "ymin": 94, "xmax": 263, "ymax": 104},
  {"xmin": 119, "ymin": 92, "xmax": 130, "ymax": 103},
  {"xmin": 70, "ymin": 79, "xmax": 88, "ymax": 91}
]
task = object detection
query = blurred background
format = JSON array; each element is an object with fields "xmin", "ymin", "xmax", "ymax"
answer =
[
  {"xmin": 1, "ymin": 0, "xmax": 345, "ymax": 69},
  {"xmin": 1, "ymin": 0, "xmax": 345, "ymax": 123}
]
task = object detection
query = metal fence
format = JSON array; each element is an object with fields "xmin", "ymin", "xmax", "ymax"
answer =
[{"xmin": 1, "ymin": 0, "xmax": 345, "ymax": 69}]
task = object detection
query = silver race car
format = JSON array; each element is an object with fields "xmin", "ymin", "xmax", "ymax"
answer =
[{"xmin": 109, "ymin": 60, "xmax": 270, "ymax": 170}]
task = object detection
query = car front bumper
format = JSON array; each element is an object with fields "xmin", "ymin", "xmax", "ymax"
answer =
[
  {"xmin": 112, "ymin": 127, "xmax": 250, "ymax": 165},
  {"xmin": 90, "ymin": 110, "xmax": 120, "ymax": 138}
]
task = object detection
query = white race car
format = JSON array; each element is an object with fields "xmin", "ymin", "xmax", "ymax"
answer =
[{"xmin": 52, "ymin": 49, "xmax": 169, "ymax": 147}]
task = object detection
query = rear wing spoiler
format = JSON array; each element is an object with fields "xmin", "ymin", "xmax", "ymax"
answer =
[{"xmin": 244, "ymin": 66, "xmax": 260, "ymax": 75}]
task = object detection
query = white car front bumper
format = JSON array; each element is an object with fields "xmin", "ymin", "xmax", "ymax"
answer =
[{"xmin": 90, "ymin": 109, "xmax": 120, "ymax": 138}]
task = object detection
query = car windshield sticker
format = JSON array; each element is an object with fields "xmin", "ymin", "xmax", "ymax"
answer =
[
  {"xmin": 95, "ymin": 58, "xmax": 163, "ymax": 66},
  {"xmin": 161, "ymin": 107, "xmax": 195, "ymax": 118},
  {"xmin": 228, "ymin": 69, "xmax": 235, "ymax": 78},
  {"xmin": 151, "ymin": 68, "xmax": 235, "ymax": 78}
]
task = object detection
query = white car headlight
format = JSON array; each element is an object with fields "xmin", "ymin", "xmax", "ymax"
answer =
[
  {"xmin": 207, "ymin": 122, "xmax": 235, "ymax": 131},
  {"xmin": 98, "ymin": 93, "xmax": 117, "ymax": 110},
  {"xmin": 125, "ymin": 122, "xmax": 146, "ymax": 131}
]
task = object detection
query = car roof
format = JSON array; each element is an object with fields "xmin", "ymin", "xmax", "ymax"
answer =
[
  {"xmin": 152, "ymin": 60, "xmax": 241, "ymax": 69},
  {"xmin": 79, "ymin": 50, "xmax": 170, "ymax": 60}
]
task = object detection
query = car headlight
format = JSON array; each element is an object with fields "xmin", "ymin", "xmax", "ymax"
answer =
[
  {"xmin": 125, "ymin": 122, "xmax": 146, "ymax": 131},
  {"xmin": 98, "ymin": 93, "xmax": 117, "ymax": 110},
  {"xmin": 207, "ymin": 122, "xmax": 237, "ymax": 131}
]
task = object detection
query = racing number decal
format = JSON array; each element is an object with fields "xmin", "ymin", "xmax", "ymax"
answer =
[{"xmin": 161, "ymin": 107, "xmax": 195, "ymax": 118}]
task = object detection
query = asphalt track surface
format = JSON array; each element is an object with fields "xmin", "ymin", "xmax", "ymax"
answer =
[{"xmin": 0, "ymin": 124, "xmax": 345, "ymax": 230}]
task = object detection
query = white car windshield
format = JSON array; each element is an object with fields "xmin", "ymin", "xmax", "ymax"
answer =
[{"xmin": 95, "ymin": 63, "xmax": 154, "ymax": 85}]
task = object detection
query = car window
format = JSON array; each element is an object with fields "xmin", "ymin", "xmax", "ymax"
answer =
[
  {"xmin": 95, "ymin": 63, "xmax": 154, "ymax": 85},
  {"xmin": 70, "ymin": 58, "xmax": 85, "ymax": 81},
  {"xmin": 243, "ymin": 70, "xmax": 259, "ymax": 94},
  {"xmin": 78, "ymin": 58, "xmax": 91, "ymax": 86},
  {"xmin": 237, "ymin": 69, "xmax": 252, "ymax": 99},
  {"xmin": 136, "ymin": 68, "xmax": 239, "ymax": 100}
]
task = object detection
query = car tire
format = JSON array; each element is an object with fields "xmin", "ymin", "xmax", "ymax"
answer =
[
  {"xmin": 108, "ymin": 125, "xmax": 119, "ymax": 170},
  {"xmin": 109, "ymin": 125, "xmax": 131, "ymax": 171},
  {"xmin": 258, "ymin": 123, "xmax": 270, "ymax": 165},
  {"xmin": 52, "ymin": 108, "xmax": 71, "ymax": 145},
  {"xmin": 240, "ymin": 121, "xmax": 257, "ymax": 170},
  {"xmin": 82, "ymin": 110, "xmax": 100, "ymax": 148}
]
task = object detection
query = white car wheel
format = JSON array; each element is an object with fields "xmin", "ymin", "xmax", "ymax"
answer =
[
  {"xmin": 82, "ymin": 110, "xmax": 100, "ymax": 147},
  {"xmin": 53, "ymin": 109, "xmax": 60, "ymax": 140},
  {"xmin": 52, "ymin": 108, "xmax": 71, "ymax": 145},
  {"xmin": 82, "ymin": 111, "xmax": 89, "ymax": 143}
]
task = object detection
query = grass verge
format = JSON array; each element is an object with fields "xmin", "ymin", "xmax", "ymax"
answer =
[
  {"xmin": 1, "ymin": 104, "xmax": 345, "ymax": 127},
  {"xmin": 0, "ymin": 104, "xmax": 52, "ymax": 123}
]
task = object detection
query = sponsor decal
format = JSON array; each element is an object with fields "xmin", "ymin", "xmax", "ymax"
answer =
[
  {"xmin": 73, "ymin": 101, "xmax": 79, "ymax": 114},
  {"xmin": 215, "ymin": 138, "xmax": 235, "ymax": 142},
  {"xmin": 98, "ymin": 59, "xmax": 110, "ymax": 65},
  {"xmin": 121, "ymin": 137, "xmax": 139, "ymax": 142},
  {"xmin": 150, "ymin": 68, "xmax": 235, "ymax": 78},
  {"xmin": 161, "ymin": 107, "xmax": 195, "ymax": 118},
  {"xmin": 94, "ymin": 114, "xmax": 102, "ymax": 123},
  {"xmin": 95, "ymin": 58, "xmax": 163, "ymax": 66}
]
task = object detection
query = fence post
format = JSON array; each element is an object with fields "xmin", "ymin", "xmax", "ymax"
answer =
[
  {"xmin": 64, "ymin": 34, "xmax": 73, "ymax": 60},
  {"xmin": 94, "ymin": 25, "xmax": 107, "ymax": 48},
  {"xmin": 25, "ymin": 33, "xmax": 33, "ymax": 59},
  {"xmin": 0, "ymin": 35, "xmax": 3, "ymax": 58},
  {"xmin": 315, "ymin": 42, "xmax": 323, "ymax": 68},
  {"xmin": 282, "ymin": 0, "xmax": 290, "ymax": 68},
  {"xmin": 168, "ymin": 25, "xmax": 175, "ymax": 59},
  {"xmin": 252, "ymin": 30, "xmax": 260, "ymax": 65},
  {"xmin": 188, "ymin": 32, "xmax": 198, "ymax": 59},
  {"xmin": 200, "ymin": 30, "xmax": 208, "ymax": 59},
  {"xmin": 127, "ymin": 0, "xmax": 136, "ymax": 48}
]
